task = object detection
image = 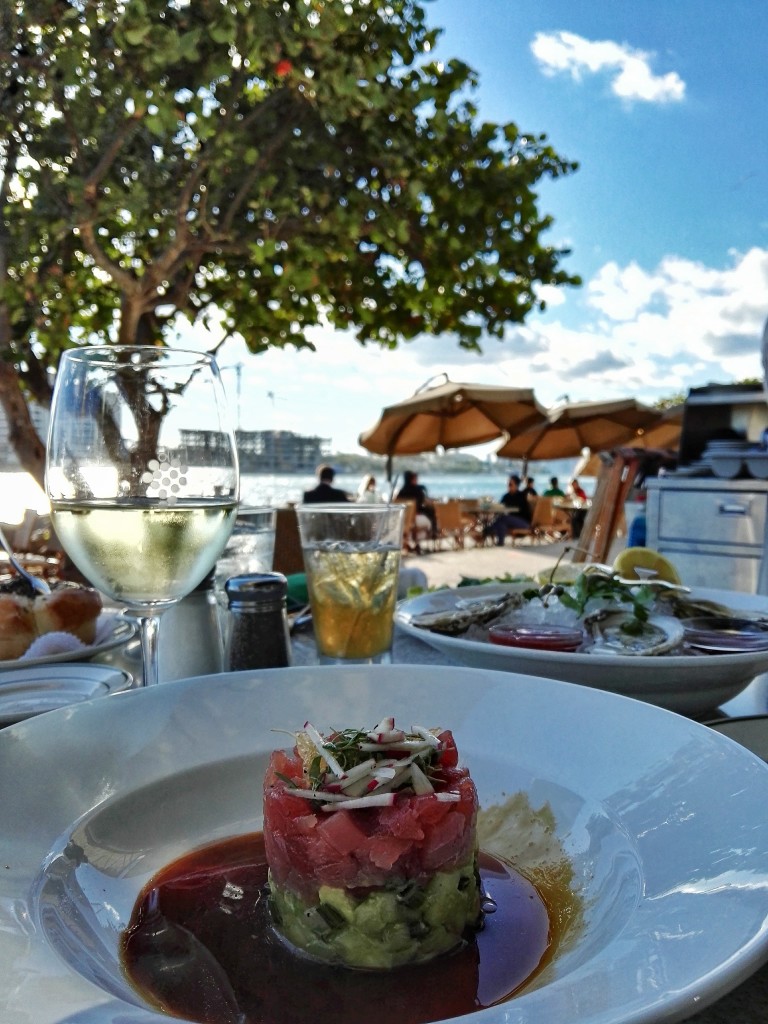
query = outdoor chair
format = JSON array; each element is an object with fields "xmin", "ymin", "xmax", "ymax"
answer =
[
  {"xmin": 508, "ymin": 496, "xmax": 560, "ymax": 545},
  {"xmin": 458, "ymin": 499, "xmax": 484, "ymax": 545},
  {"xmin": 272, "ymin": 506, "xmax": 305, "ymax": 576},
  {"xmin": 0, "ymin": 511, "xmax": 63, "ymax": 581},
  {"xmin": 396, "ymin": 500, "xmax": 432, "ymax": 554},
  {"xmin": 435, "ymin": 499, "xmax": 466, "ymax": 549},
  {"xmin": 550, "ymin": 505, "xmax": 574, "ymax": 541}
]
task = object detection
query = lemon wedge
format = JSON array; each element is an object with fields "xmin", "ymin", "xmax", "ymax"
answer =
[
  {"xmin": 535, "ymin": 563, "xmax": 582, "ymax": 586},
  {"xmin": 613, "ymin": 547, "xmax": 682, "ymax": 585}
]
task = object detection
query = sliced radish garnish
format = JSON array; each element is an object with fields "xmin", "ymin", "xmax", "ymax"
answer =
[
  {"xmin": 321, "ymin": 793, "xmax": 396, "ymax": 812},
  {"xmin": 410, "ymin": 762, "xmax": 435, "ymax": 795},
  {"xmin": 411, "ymin": 725, "xmax": 441, "ymax": 747},
  {"xmin": 337, "ymin": 759, "xmax": 376, "ymax": 787},
  {"xmin": 303, "ymin": 722, "xmax": 345, "ymax": 777}
]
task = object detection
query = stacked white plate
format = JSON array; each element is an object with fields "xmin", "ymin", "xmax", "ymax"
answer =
[
  {"xmin": 0, "ymin": 664, "xmax": 133, "ymax": 726},
  {"xmin": 745, "ymin": 450, "xmax": 768, "ymax": 479},
  {"xmin": 702, "ymin": 439, "xmax": 752, "ymax": 479}
]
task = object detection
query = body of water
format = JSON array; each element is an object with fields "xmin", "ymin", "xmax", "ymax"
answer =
[
  {"xmin": 240, "ymin": 470, "xmax": 595, "ymax": 507},
  {"xmin": 0, "ymin": 469, "xmax": 595, "ymax": 525}
]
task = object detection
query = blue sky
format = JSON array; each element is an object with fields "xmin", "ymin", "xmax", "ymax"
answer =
[{"xmin": 208, "ymin": 1, "xmax": 768, "ymax": 454}]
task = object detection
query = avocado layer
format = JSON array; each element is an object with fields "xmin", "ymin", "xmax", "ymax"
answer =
[{"xmin": 268, "ymin": 856, "xmax": 481, "ymax": 969}]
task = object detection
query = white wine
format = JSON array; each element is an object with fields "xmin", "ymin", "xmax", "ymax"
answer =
[{"xmin": 51, "ymin": 499, "xmax": 238, "ymax": 606}]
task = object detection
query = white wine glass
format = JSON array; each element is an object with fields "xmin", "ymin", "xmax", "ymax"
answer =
[{"xmin": 45, "ymin": 346, "xmax": 239, "ymax": 686}]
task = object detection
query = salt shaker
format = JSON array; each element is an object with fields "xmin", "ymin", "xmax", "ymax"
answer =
[{"xmin": 224, "ymin": 572, "xmax": 292, "ymax": 670}]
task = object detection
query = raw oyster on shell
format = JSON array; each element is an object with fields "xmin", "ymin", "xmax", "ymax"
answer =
[
  {"xmin": 655, "ymin": 591, "xmax": 768, "ymax": 627},
  {"xmin": 584, "ymin": 610, "xmax": 685, "ymax": 656},
  {"xmin": 407, "ymin": 591, "xmax": 522, "ymax": 636}
]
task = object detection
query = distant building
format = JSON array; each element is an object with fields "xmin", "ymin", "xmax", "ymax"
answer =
[
  {"xmin": 180, "ymin": 428, "xmax": 330, "ymax": 473},
  {"xmin": 0, "ymin": 404, "xmax": 49, "ymax": 469}
]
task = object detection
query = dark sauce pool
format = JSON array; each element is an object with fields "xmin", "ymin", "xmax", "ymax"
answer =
[{"xmin": 121, "ymin": 833, "xmax": 552, "ymax": 1024}]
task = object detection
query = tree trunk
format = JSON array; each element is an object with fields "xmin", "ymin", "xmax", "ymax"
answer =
[
  {"xmin": 0, "ymin": 181, "xmax": 48, "ymax": 491},
  {"xmin": 0, "ymin": 359, "xmax": 47, "ymax": 490}
]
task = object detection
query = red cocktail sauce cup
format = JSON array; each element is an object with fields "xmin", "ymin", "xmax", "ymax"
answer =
[{"xmin": 488, "ymin": 624, "xmax": 585, "ymax": 652}]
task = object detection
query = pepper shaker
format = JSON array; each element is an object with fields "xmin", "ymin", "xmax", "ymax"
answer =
[{"xmin": 224, "ymin": 572, "xmax": 292, "ymax": 670}]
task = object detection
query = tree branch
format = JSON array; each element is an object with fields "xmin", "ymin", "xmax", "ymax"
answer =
[{"xmin": 81, "ymin": 110, "xmax": 144, "ymax": 205}]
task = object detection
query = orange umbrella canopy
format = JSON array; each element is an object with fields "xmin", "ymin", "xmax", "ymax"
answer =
[
  {"xmin": 359, "ymin": 378, "xmax": 548, "ymax": 457},
  {"xmin": 632, "ymin": 403, "xmax": 683, "ymax": 450},
  {"xmin": 496, "ymin": 398, "xmax": 666, "ymax": 462}
]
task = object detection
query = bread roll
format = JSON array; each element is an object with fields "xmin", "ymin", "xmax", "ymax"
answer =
[
  {"xmin": 0, "ymin": 595, "xmax": 37, "ymax": 660},
  {"xmin": 33, "ymin": 584, "xmax": 103, "ymax": 645}
]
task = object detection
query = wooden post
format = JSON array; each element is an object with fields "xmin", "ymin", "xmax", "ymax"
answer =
[{"xmin": 571, "ymin": 449, "xmax": 640, "ymax": 564}]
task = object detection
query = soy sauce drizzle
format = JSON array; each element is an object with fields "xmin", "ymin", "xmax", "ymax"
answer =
[{"xmin": 121, "ymin": 833, "xmax": 554, "ymax": 1024}]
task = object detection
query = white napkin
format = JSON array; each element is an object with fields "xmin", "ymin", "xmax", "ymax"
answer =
[{"xmin": 21, "ymin": 632, "xmax": 88, "ymax": 660}]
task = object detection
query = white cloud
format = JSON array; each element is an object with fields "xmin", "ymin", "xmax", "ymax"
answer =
[
  {"xmin": 176, "ymin": 248, "xmax": 768, "ymax": 453},
  {"xmin": 587, "ymin": 248, "xmax": 768, "ymax": 348},
  {"xmin": 505, "ymin": 246, "xmax": 768, "ymax": 407},
  {"xmin": 530, "ymin": 30, "xmax": 686, "ymax": 104},
  {"xmin": 536, "ymin": 283, "xmax": 568, "ymax": 308}
]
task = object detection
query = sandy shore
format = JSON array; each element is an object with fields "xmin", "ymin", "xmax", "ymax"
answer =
[{"xmin": 401, "ymin": 534, "xmax": 628, "ymax": 589}]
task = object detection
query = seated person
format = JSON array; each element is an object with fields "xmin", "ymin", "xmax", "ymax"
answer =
[
  {"xmin": 488, "ymin": 474, "xmax": 531, "ymax": 546},
  {"xmin": 522, "ymin": 476, "xmax": 538, "ymax": 500},
  {"xmin": 564, "ymin": 478, "xmax": 590, "ymax": 538},
  {"xmin": 568, "ymin": 478, "xmax": 589, "ymax": 503},
  {"xmin": 395, "ymin": 469, "xmax": 437, "ymax": 539},
  {"xmin": 356, "ymin": 474, "xmax": 384, "ymax": 502},
  {"xmin": 302, "ymin": 465, "xmax": 351, "ymax": 503},
  {"xmin": 543, "ymin": 476, "xmax": 565, "ymax": 497}
]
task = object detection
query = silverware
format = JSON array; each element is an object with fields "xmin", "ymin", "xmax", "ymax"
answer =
[
  {"xmin": 289, "ymin": 604, "xmax": 313, "ymax": 635},
  {"xmin": 0, "ymin": 523, "xmax": 51, "ymax": 596}
]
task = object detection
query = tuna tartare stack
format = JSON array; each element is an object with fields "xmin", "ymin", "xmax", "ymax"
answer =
[{"xmin": 263, "ymin": 717, "xmax": 481, "ymax": 969}]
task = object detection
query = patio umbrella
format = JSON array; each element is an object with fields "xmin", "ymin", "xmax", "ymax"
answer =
[
  {"xmin": 572, "ymin": 405, "xmax": 683, "ymax": 477},
  {"xmin": 358, "ymin": 375, "xmax": 548, "ymax": 477},
  {"xmin": 633, "ymin": 403, "xmax": 683, "ymax": 450},
  {"xmin": 496, "ymin": 398, "xmax": 665, "ymax": 467}
]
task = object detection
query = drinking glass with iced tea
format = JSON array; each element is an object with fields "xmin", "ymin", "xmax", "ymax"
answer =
[{"xmin": 296, "ymin": 504, "xmax": 404, "ymax": 663}]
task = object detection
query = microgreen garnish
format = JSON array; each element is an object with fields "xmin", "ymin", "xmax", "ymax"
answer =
[
  {"xmin": 321, "ymin": 729, "xmax": 371, "ymax": 772},
  {"xmin": 286, "ymin": 720, "xmax": 454, "ymax": 809},
  {"xmin": 308, "ymin": 755, "xmax": 324, "ymax": 788},
  {"xmin": 535, "ymin": 546, "xmax": 657, "ymax": 630},
  {"xmin": 275, "ymin": 772, "xmax": 298, "ymax": 788}
]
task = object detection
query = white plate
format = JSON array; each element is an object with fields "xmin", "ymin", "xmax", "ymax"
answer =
[
  {"xmin": 0, "ymin": 612, "xmax": 137, "ymax": 670},
  {"xmin": 2, "ymin": 666, "xmax": 768, "ymax": 1024},
  {"xmin": 396, "ymin": 584, "xmax": 768, "ymax": 715},
  {"xmin": 0, "ymin": 663, "xmax": 134, "ymax": 725}
]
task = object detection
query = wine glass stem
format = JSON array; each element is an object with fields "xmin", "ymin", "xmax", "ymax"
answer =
[{"xmin": 137, "ymin": 612, "xmax": 163, "ymax": 687}]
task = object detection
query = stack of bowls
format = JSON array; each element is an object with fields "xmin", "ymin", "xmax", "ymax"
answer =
[{"xmin": 703, "ymin": 440, "xmax": 752, "ymax": 479}]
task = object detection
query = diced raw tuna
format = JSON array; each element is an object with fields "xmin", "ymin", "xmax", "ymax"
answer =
[
  {"xmin": 263, "ymin": 740, "xmax": 478, "ymax": 900},
  {"xmin": 263, "ymin": 723, "xmax": 482, "ymax": 969}
]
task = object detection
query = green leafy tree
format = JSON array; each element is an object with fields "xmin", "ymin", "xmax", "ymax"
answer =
[{"xmin": 0, "ymin": 0, "xmax": 579, "ymax": 486}]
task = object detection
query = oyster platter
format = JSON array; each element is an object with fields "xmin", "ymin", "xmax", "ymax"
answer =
[{"xmin": 395, "ymin": 551, "xmax": 768, "ymax": 715}]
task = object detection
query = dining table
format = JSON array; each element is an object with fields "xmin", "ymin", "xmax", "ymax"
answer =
[
  {"xmin": 6, "ymin": 615, "xmax": 768, "ymax": 1024},
  {"xmin": 552, "ymin": 499, "xmax": 591, "ymax": 539},
  {"xmin": 289, "ymin": 623, "xmax": 768, "ymax": 1024},
  {"xmin": 459, "ymin": 501, "xmax": 508, "ymax": 544}
]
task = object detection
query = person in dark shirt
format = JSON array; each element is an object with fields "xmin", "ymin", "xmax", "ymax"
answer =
[
  {"xmin": 302, "ymin": 465, "xmax": 351, "ymax": 503},
  {"xmin": 395, "ymin": 469, "xmax": 438, "ymax": 538},
  {"xmin": 522, "ymin": 476, "xmax": 538, "ymax": 500},
  {"xmin": 489, "ymin": 474, "xmax": 531, "ymax": 546}
]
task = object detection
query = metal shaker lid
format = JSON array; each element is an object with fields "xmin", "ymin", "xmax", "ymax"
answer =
[{"xmin": 224, "ymin": 572, "xmax": 288, "ymax": 607}]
